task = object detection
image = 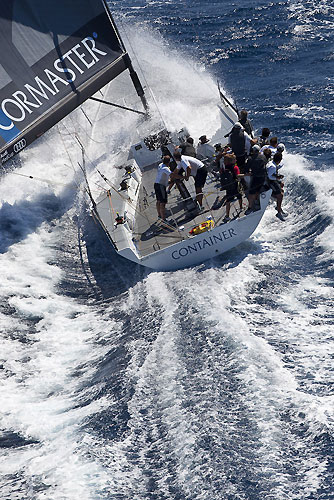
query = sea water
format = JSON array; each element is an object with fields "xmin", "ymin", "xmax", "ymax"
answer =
[{"xmin": 0, "ymin": 1, "xmax": 333, "ymax": 499}]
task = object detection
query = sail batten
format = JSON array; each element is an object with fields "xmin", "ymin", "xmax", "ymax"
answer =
[{"xmin": 0, "ymin": 0, "xmax": 131, "ymax": 163}]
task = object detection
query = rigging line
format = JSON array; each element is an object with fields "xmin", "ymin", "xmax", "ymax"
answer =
[
  {"xmin": 60, "ymin": 122, "xmax": 127, "ymax": 195},
  {"xmin": 217, "ymin": 81, "xmax": 239, "ymax": 114},
  {"xmin": 79, "ymin": 93, "xmax": 143, "ymax": 136},
  {"xmin": 86, "ymin": 176, "xmax": 111, "ymax": 192},
  {"xmin": 66, "ymin": 113, "xmax": 107, "ymax": 146},
  {"xmin": 1, "ymin": 126, "xmax": 101, "ymax": 196},
  {"xmin": 0, "ymin": 165, "xmax": 100, "ymax": 193},
  {"xmin": 59, "ymin": 121, "xmax": 101, "ymax": 176},
  {"xmin": 78, "ymin": 159, "xmax": 97, "ymax": 207},
  {"xmin": 107, "ymin": 189, "xmax": 116, "ymax": 218},
  {"xmin": 57, "ymin": 124, "xmax": 81, "ymax": 177},
  {"xmin": 60, "ymin": 123, "xmax": 109, "ymax": 189},
  {"xmin": 75, "ymin": 135, "xmax": 99, "ymax": 208},
  {"xmin": 66, "ymin": 106, "xmax": 141, "ymax": 166},
  {"xmin": 57, "ymin": 126, "xmax": 95, "ymax": 202},
  {"xmin": 60, "ymin": 103, "xmax": 112, "ymax": 148},
  {"xmin": 96, "ymin": 167, "xmax": 144, "ymax": 216},
  {"xmin": 95, "ymin": 168, "xmax": 163, "ymax": 242},
  {"xmin": 81, "ymin": 107, "xmax": 93, "ymax": 126},
  {"xmin": 57, "ymin": 125, "xmax": 104, "ymax": 199}
]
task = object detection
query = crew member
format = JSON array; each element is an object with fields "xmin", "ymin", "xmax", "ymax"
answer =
[
  {"xmin": 238, "ymin": 109, "xmax": 254, "ymax": 138},
  {"xmin": 196, "ymin": 135, "xmax": 216, "ymax": 163},
  {"xmin": 154, "ymin": 155, "xmax": 171, "ymax": 220},
  {"xmin": 171, "ymin": 152, "xmax": 207, "ymax": 208},
  {"xmin": 228, "ymin": 122, "xmax": 253, "ymax": 171},
  {"xmin": 220, "ymin": 153, "xmax": 243, "ymax": 221},
  {"xmin": 259, "ymin": 127, "xmax": 270, "ymax": 148},
  {"xmin": 245, "ymin": 145, "xmax": 267, "ymax": 213},
  {"xmin": 267, "ymin": 152, "xmax": 287, "ymax": 221},
  {"xmin": 176, "ymin": 136, "xmax": 196, "ymax": 157},
  {"xmin": 260, "ymin": 136, "xmax": 279, "ymax": 155}
]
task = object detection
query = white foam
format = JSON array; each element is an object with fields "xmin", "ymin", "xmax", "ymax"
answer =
[
  {"xmin": 114, "ymin": 267, "xmax": 332, "ymax": 498},
  {"xmin": 283, "ymin": 153, "xmax": 334, "ymax": 258},
  {"xmin": 0, "ymin": 220, "xmax": 122, "ymax": 498}
]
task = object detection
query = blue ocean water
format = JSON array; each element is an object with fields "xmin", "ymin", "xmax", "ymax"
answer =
[{"xmin": 0, "ymin": 1, "xmax": 333, "ymax": 499}]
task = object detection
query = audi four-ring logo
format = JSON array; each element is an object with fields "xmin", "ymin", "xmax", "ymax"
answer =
[{"xmin": 13, "ymin": 138, "xmax": 27, "ymax": 153}]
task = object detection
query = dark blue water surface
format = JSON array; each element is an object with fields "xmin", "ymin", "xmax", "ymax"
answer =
[
  {"xmin": 111, "ymin": 0, "xmax": 334, "ymax": 164},
  {"xmin": 0, "ymin": 1, "xmax": 333, "ymax": 499}
]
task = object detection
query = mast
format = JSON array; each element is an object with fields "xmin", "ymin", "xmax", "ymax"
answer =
[{"xmin": 101, "ymin": 0, "xmax": 148, "ymax": 113}]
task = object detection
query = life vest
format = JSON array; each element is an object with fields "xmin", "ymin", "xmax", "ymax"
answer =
[{"xmin": 189, "ymin": 219, "xmax": 215, "ymax": 235}]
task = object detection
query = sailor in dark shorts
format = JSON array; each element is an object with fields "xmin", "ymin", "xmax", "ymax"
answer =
[
  {"xmin": 154, "ymin": 156, "xmax": 171, "ymax": 220},
  {"xmin": 194, "ymin": 165, "xmax": 207, "ymax": 189},
  {"xmin": 227, "ymin": 122, "xmax": 252, "ymax": 172},
  {"xmin": 220, "ymin": 153, "xmax": 243, "ymax": 221},
  {"xmin": 245, "ymin": 145, "xmax": 267, "ymax": 213},
  {"xmin": 172, "ymin": 151, "xmax": 208, "ymax": 208},
  {"xmin": 266, "ymin": 152, "xmax": 287, "ymax": 221}
]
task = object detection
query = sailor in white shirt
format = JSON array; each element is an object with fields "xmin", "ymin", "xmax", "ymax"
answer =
[
  {"xmin": 196, "ymin": 135, "xmax": 216, "ymax": 163},
  {"xmin": 266, "ymin": 152, "xmax": 287, "ymax": 221},
  {"xmin": 171, "ymin": 152, "xmax": 208, "ymax": 207},
  {"xmin": 154, "ymin": 155, "xmax": 171, "ymax": 220},
  {"xmin": 267, "ymin": 160, "xmax": 283, "ymax": 181},
  {"xmin": 260, "ymin": 144, "xmax": 276, "ymax": 156},
  {"xmin": 260, "ymin": 136, "xmax": 279, "ymax": 156}
]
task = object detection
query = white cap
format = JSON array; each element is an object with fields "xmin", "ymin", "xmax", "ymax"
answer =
[{"xmin": 277, "ymin": 143, "xmax": 285, "ymax": 152}]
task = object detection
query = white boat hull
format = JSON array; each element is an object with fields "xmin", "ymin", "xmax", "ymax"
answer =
[
  {"xmin": 94, "ymin": 182, "xmax": 271, "ymax": 271},
  {"xmin": 92, "ymin": 117, "xmax": 271, "ymax": 271},
  {"xmin": 118, "ymin": 190, "xmax": 271, "ymax": 270}
]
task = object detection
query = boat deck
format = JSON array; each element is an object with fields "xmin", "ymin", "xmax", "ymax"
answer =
[{"xmin": 133, "ymin": 164, "xmax": 249, "ymax": 257}]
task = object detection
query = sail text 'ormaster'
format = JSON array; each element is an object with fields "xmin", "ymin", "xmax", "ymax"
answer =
[{"xmin": 0, "ymin": 35, "xmax": 107, "ymax": 132}]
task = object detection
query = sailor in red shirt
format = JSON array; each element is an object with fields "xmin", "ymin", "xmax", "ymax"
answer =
[{"xmin": 220, "ymin": 153, "xmax": 243, "ymax": 222}]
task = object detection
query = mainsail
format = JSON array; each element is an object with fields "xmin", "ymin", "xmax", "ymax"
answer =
[{"xmin": 0, "ymin": 0, "xmax": 145, "ymax": 164}]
